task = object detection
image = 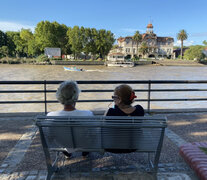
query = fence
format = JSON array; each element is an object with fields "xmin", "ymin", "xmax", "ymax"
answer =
[{"xmin": 0, "ymin": 80, "xmax": 207, "ymax": 114}]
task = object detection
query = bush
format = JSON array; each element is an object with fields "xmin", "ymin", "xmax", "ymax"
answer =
[
  {"xmin": 132, "ymin": 56, "xmax": 139, "ymax": 61},
  {"xmin": 36, "ymin": 54, "xmax": 49, "ymax": 62},
  {"xmin": 184, "ymin": 45, "xmax": 205, "ymax": 60},
  {"xmin": 97, "ymin": 58, "xmax": 103, "ymax": 61}
]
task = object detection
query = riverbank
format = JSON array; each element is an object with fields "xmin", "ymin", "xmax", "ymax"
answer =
[
  {"xmin": 0, "ymin": 58, "xmax": 206, "ymax": 66},
  {"xmin": 153, "ymin": 59, "xmax": 205, "ymax": 66}
]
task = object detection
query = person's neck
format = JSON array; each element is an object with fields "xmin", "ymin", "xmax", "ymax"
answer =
[
  {"xmin": 118, "ymin": 104, "xmax": 132, "ymax": 109},
  {"xmin": 63, "ymin": 104, "xmax": 76, "ymax": 111}
]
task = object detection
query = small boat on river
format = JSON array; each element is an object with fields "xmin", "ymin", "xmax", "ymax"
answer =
[{"xmin": 63, "ymin": 66, "xmax": 84, "ymax": 71}]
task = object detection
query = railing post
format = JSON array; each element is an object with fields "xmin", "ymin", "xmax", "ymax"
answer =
[
  {"xmin": 147, "ymin": 80, "xmax": 151, "ymax": 113},
  {"xmin": 44, "ymin": 80, "xmax": 47, "ymax": 114}
]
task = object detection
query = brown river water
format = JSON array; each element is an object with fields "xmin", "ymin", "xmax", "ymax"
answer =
[{"xmin": 0, "ymin": 64, "xmax": 207, "ymax": 112}]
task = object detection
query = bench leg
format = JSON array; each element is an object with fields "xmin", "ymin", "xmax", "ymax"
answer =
[{"xmin": 46, "ymin": 170, "xmax": 53, "ymax": 180}]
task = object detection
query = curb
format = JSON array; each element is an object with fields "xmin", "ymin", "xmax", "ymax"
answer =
[{"xmin": 179, "ymin": 142, "xmax": 207, "ymax": 180}]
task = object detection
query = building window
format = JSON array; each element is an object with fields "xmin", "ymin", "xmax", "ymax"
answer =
[
  {"xmin": 133, "ymin": 48, "xmax": 136, "ymax": 53},
  {"xmin": 126, "ymin": 48, "xmax": 130, "ymax": 53}
]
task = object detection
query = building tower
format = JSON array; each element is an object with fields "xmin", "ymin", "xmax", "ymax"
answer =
[{"xmin": 146, "ymin": 23, "xmax": 153, "ymax": 34}]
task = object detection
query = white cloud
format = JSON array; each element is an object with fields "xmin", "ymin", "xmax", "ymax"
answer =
[
  {"xmin": 0, "ymin": 21, "xmax": 35, "ymax": 32},
  {"xmin": 174, "ymin": 40, "xmax": 194, "ymax": 46}
]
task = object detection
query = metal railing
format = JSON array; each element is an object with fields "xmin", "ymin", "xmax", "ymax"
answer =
[{"xmin": 1, "ymin": 80, "xmax": 207, "ymax": 114}]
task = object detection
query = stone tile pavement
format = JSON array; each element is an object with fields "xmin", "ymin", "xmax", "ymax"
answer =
[{"xmin": 1, "ymin": 112, "xmax": 207, "ymax": 180}]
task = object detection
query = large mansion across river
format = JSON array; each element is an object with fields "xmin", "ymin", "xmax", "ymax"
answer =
[{"xmin": 108, "ymin": 23, "xmax": 174, "ymax": 60}]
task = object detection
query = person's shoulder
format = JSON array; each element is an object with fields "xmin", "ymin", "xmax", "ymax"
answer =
[
  {"xmin": 47, "ymin": 111, "xmax": 61, "ymax": 116},
  {"xmin": 106, "ymin": 107, "xmax": 118, "ymax": 116},
  {"xmin": 134, "ymin": 105, "xmax": 145, "ymax": 115},
  {"xmin": 76, "ymin": 110, "xmax": 94, "ymax": 116},
  {"xmin": 135, "ymin": 104, "xmax": 144, "ymax": 110}
]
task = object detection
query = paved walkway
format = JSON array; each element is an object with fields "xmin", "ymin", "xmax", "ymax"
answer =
[{"xmin": 1, "ymin": 112, "xmax": 207, "ymax": 180}]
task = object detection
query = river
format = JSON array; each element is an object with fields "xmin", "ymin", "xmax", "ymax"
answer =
[{"xmin": 0, "ymin": 64, "xmax": 207, "ymax": 112}]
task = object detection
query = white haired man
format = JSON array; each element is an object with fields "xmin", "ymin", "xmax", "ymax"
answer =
[{"xmin": 47, "ymin": 80, "xmax": 93, "ymax": 158}]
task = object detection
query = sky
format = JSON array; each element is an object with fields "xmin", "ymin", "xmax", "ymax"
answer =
[{"xmin": 0, "ymin": 0, "xmax": 207, "ymax": 46}]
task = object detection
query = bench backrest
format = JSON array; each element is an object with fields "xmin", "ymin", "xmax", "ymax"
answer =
[{"xmin": 36, "ymin": 116, "xmax": 167, "ymax": 152}]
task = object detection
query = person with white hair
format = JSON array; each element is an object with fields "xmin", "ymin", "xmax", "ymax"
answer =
[
  {"xmin": 48, "ymin": 80, "xmax": 93, "ymax": 116},
  {"xmin": 47, "ymin": 80, "xmax": 93, "ymax": 158}
]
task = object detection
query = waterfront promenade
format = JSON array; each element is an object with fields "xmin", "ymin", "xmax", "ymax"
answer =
[{"xmin": 0, "ymin": 111, "xmax": 207, "ymax": 180}]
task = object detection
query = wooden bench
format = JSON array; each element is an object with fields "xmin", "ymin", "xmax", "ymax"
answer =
[{"xmin": 36, "ymin": 115, "xmax": 167, "ymax": 180}]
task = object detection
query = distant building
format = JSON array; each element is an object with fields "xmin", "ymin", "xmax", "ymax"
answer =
[
  {"xmin": 173, "ymin": 47, "xmax": 189, "ymax": 58},
  {"xmin": 107, "ymin": 52, "xmax": 125, "ymax": 61},
  {"xmin": 202, "ymin": 47, "xmax": 207, "ymax": 57},
  {"xmin": 44, "ymin": 48, "xmax": 61, "ymax": 58},
  {"xmin": 108, "ymin": 23, "xmax": 174, "ymax": 59}
]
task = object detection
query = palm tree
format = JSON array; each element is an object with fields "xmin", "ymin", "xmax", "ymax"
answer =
[
  {"xmin": 133, "ymin": 31, "xmax": 142, "ymax": 58},
  {"xmin": 139, "ymin": 42, "xmax": 148, "ymax": 58},
  {"xmin": 177, "ymin": 29, "xmax": 188, "ymax": 59}
]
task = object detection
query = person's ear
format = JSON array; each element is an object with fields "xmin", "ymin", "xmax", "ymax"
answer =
[{"xmin": 117, "ymin": 98, "xmax": 121, "ymax": 104}]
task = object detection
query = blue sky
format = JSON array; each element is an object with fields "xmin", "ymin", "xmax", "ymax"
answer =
[{"xmin": 1, "ymin": 0, "xmax": 207, "ymax": 46}]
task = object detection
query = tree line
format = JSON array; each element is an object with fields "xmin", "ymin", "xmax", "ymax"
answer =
[{"xmin": 0, "ymin": 21, "xmax": 115, "ymax": 59}]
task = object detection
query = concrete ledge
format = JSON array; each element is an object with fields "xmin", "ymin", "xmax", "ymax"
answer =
[
  {"xmin": 51, "ymin": 60, "xmax": 104, "ymax": 65},
  {"xmin": 153, "ymin": 60, "xmax": 203, "ymax": 66},
  {"xmin": 179, "ymin": 142, "xmax": 207, "ymax": 180}
]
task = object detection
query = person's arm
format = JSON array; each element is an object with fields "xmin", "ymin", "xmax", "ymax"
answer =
[
  {"xmin": 104, "ymin": 109, "xmax": 109, "ymax": 116},
  {"xmin": 137, "ymin": 105, "xmax": 145, "ymax": 116}
]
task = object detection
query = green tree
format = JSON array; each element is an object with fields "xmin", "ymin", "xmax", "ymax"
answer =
[
  {"xmin": 13, "ymin": 32, "xmax": 25, "ymax": 57},
  {"xmin": 0, "ymin": 30, "xmax": 7, "ymax": 47},
  {"xmin": 35, "ymin": 21, "xmax": 68, "ymax": 53},
  {"xmin": 20, "ymin": 29, "xmax": 34, "ymax": 57},
  {"xmin": 90, "ymin": 28, "xmax": 99, "ymax": 59},
  {"xmin": 52, "ymin": 22, "xmax": 68, "ymax": 54},
  {"xmin": 95, "ymin": 29, "xmax": 115, "ymax": 59},
  {"xmin": 67, "ymin": 26, "xmax": 84, "ymax": 59},
  {"xmin": 82, "ymin": 28, "xmax": 98, "ymax": 59},
  {"xmin": 184, "ymin": 45, "xmax": 205, "ymax": 60},
  {"xmin": 0, "ymin": 46, "xmax": 9, "ymax": 57},
  {"xmin": 28, "ymin": 39, "xmax": 40, "ymax": 57},
  {"xmin": 133, "ymin": 31, "xmax": 142, "ymax": 57},
  {"xmin": 35, "ymin": 21, "xmax": 55, "ymax": 52},
  {"xmin": 6, "ymin": 31, "xmax": 19, "ymax": 56},
  {"xmin": 203, "ymin": 40, "xmax": 207, "ymax": 46},
  {"xmin": 139, "ymin": 42, "xmax": 148, "ymax": 57},
  {"xmin": 177, "ymin": 29, "xmax": 188, "ymax": 59},
  {"xmin": 6, "ymin": 31, "xmax": 26, "ymax": 57}
]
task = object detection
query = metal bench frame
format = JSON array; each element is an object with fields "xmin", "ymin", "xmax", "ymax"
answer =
[{"xmin": 36, "ymin": 115, "xmax": 167, "ymax": 180}]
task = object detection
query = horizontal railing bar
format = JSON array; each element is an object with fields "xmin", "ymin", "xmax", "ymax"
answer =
[
  {"xmin": 1, "ymin": 98, "xmax": 207, "ymax": 104},
  {"xmin": 1, "ymin": 89, "xmax": 207, "ymax": 94},
  {"xmin": 149, "ymin": 89, "xmax": 207, "ymax": 92},
  {"xmin": 0, "ymin": 90, "xmax": 47, "ymax": 93},
  {"xmin": 149, "ymin": 98, "xmax": 207, "ymax": 101},
  {"xmin": 1, "ymin": 80, "xmax": 207, "ymax": 85}
]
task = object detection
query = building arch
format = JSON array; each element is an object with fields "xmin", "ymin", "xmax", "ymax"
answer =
[
  {"xmin": 125, "ymin": 54, "xmax": 131, "ymax": 60},
  {"xmin": 148, "ymin": 54, "xmax": 155, "ymax": 58}
]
